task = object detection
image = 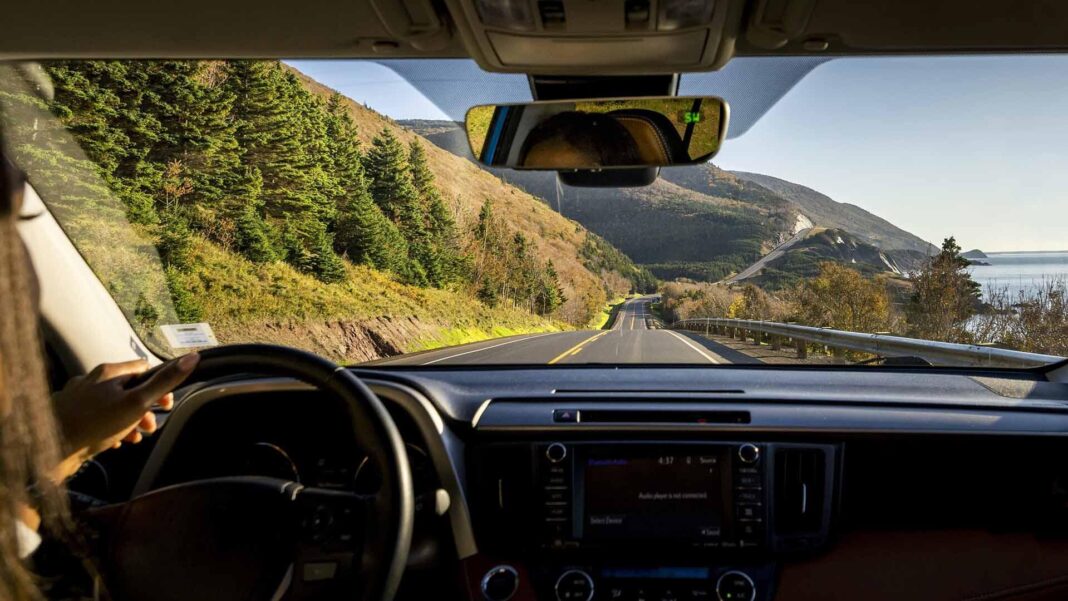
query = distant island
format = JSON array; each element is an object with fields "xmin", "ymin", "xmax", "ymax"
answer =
[{"xmin": 962, "ymin": 249, "xmax": 989, "ymax": 259}]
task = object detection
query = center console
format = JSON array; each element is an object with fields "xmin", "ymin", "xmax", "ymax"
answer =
[{"xmin": 468, "ymin": 441, "xmax": 838, "ymax": 601}]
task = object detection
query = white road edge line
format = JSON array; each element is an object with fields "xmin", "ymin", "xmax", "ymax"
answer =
[
  {"xmin": 666, "ymin": 330, "xmax": 721, "ymax": 364},
  {"xmin": 421, "ymin": 332, "xmax": 557, "ymax": 365}
]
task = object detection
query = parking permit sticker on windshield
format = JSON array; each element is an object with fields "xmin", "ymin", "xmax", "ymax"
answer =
[{"xmin": 160, "ymin": 323, "xmax": 219, "ymax": 349}]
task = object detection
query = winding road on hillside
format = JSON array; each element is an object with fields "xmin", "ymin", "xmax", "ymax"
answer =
[
  {"xmin": 724, "ymin": 227, "xmax": 812, "ymax": 283},
  {"xmin": 376, "ymin": 297, "xmax": 759, "ymax": 366}
]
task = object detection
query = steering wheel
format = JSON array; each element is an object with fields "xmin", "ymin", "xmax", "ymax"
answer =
[{"xmin": 86, "ymin": 345, "xmax": 414, "ymax": 601}]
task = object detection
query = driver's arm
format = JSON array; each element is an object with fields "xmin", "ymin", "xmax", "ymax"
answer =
[
  {"xmin": 16, "ymin": 353, "xmax": 200, "ymax": 556},
  {"xmin": 50, "ymin": 353, "xmax": 200, "ymax": 481}
]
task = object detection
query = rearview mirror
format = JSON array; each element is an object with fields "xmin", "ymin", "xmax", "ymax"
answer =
[{"xmin": 465, "ymin": 96, "xmax": 729, "ymax": 170}]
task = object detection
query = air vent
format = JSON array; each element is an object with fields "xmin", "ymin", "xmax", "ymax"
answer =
[
  {"xmin": 538, "ymin": 0, "xmax": 567, "ymax": 29},
  {"xmin": 773, "ymin": 447, "xmax": 826, "ymax": 534}
]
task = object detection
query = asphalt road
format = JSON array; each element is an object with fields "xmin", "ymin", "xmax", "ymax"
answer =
[{"xmin": 379, "ymin": 297, "xmax": 759, "ymax": 366}]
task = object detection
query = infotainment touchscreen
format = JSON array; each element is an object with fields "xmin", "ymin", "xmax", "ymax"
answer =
[{"xmin": 581, "ymin": 447, "xmax": 729, "ymax": 541}]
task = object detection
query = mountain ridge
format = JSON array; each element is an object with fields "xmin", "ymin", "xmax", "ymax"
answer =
[
  {"xmin": 729, "ymin": 170, "xmax": 936, "ymax": 256},
  {"xmin": 399, "ymin": 118, "xmax": 933, "ymax": 283}
]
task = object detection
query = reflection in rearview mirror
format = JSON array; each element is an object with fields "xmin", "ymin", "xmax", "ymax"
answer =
[{"xmin": 465, "ymin": 96, "xmax": 728, "ymax": 170}]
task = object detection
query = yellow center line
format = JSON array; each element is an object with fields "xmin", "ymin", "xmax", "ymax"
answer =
[{"xmin": 548, "ymin": 330, "xmax": 610, "ymax": 364}]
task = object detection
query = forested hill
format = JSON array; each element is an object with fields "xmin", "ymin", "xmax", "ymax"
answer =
[{"xmin": 0, "ymin": 61, "xmax": 651, "ymax": 361}]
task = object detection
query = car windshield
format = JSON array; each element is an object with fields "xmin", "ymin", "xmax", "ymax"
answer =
[{"xmin": 1, "ymin": 57, "xmax": 1066, "ymax": 368}]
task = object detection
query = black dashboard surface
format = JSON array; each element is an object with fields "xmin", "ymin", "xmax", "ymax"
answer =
[
  {"xmin": 352, "ymin": 366, "xmax": 1068, "ymax": 438},
  {"xmin": 107, "ymin": 364, "xmax": 1068, "ymax": 601}
]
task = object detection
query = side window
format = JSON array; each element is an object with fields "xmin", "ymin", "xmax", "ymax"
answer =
[{"xmin": 0, "ymin": 63, "xmax": 180, "ymax": 356}]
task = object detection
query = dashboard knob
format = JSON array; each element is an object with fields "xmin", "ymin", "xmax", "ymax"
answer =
[
  {"xmin": 716, "ymin": 570, "xmax": 755, "ymax": 601},
  {"xmin": 481, "ymin": 565, "xmax": 519, "ymax": 601},
  {"xmin": 546, "ymin": 442, "xmax": 568, "ymax": 463},
  {"xmin": 737, "ymin": 443, "xmax": 761, "ymax": 465},
  {"xmin": 555, "ymin": 569, "xmax": 594, "ymax": 601}
]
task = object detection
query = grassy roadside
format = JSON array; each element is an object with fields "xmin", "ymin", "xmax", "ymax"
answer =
[
  {"xmin": 168, "ymin": 234, "xmax": 571, "ymax": 360},
  {"xmin": 588, "ymin": 296, "xmax": 627, "ymax": 329}
]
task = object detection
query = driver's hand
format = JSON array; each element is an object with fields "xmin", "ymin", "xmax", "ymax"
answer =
[{"xmin": 51, "ymin": 353, "xmax": 200, "ymax": 477}]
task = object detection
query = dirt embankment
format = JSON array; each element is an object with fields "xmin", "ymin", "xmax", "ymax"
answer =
[{"xmin": 214, "ymin": 316, "xmax": 439, "ymax": 364}]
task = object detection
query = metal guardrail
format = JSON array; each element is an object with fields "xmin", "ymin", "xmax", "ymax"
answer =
[{"xmin": 673, "ymin": 317, "xmax": 1064, "ymax": 369}]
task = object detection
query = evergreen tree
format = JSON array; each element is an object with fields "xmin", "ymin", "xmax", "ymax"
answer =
[
  {"xmin": 322, "ymin": 94, "xmax": 420, "ymax": 279},
  {"xmin": 137, "ymin": 61, "xmax": 242, "ymax": 210},
  {"xmin": 307, "ymin": 221, "xmax": 347, "ymax": 283},
  {"xmin": 225, "ymin": 61, "xmax": 313, "ymax": 219},
  {"xmin": 45, "ymin": 61, "xmax": 161, "ymax": 223},
  {"xmin": 906, "ymin": 236, "xmax": 981, "ymax": 342},
  {"xmin": 156, "ymin": 209, "xmax": 195, "ymax": 270},
  {"xmin": 538, "ymin": 261, "xmax": 566, "ymax": 315},
  {"xmin": 364, "ymin": 128, "xmax": 436, "ymax": 284},
  {"xmin": 378, "ymin": 218, "xmax": 415, "ymax": 276},
  {"xmin": 364, "ymin": 128, "xmax": 420, "ymax": 224},
  {"xmin": 408, "ymin": 139, "xmax": 438, "ymax": 205},
  {"xmin": 235, "ymin": 201, "xmax": 278, "ymax": 263},
  {"xmin": 289, "ymin": 78, "xmax": 338, "ymax": 225},
  {"xmin": 408, "ymin": 139, "xmax": 464, "ymax": 286}
]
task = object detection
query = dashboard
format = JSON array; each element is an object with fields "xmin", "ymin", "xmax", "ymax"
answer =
[{"xmin": 117, "ymin": 365, "xmax": 1068, "ymax": 601}]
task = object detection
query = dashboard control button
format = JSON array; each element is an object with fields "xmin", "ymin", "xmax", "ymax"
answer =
[
  {"xmin": 553, "ymin": 409, "xmax": 580, "ymax": 423},
  {"xmin": 546, "ymin": 505, "xmax": 568, "ymax": 518},
  {"xmin": 546, "ymin": 443, "xmax": 569, "ymax": 463},
  {"xmin": 555, "ymin": 569, "xmax": 594, "ymax": 601},
  {"xmin": 736, "ymin": 504, "xmax": 762, "ymax": 520},
  {"xmin": 481, "ymin": 565, "xmax": 519, "ymax": 601},
  {"xmin": 716, "ymin": 571, "xmax": 755, "ymax": 601},
  {"xmin": 735, "ymin": 474, "xmax": 762, "ymax": 488},
  {"xmin": 737, "ymin": 444, "xmax": 761, "ymax": 465},
  {"xmin": 302, "ymin": 561, "xmax": 337, "ymax": 582},
  {"xmin": 735, "ymin": 490, "xmax": 762, "ymax": 504},
  {"xmin": 739, "ymin": 521, "xmax": 765, "ymax": 539}
]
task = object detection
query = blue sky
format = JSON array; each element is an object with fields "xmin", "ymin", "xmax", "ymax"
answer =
[{"xmin": 291, "ymin": 56, "xmax": 1068, "ymax": 252}]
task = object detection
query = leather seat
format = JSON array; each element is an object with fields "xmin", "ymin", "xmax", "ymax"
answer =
[{"xmin": 608, "ymin": 109, "xmax": 690, "ymax": 164}]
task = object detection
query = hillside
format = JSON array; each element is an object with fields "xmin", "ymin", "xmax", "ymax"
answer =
[
  {"xmin": 659, "ymin": 164, "xmax": 799, "ymax": 218},
  {"xmin": 397, "ymin": 121, "xmax": 939, "ymax": 281},
  {"xmin": 292, "ymin": 70, "xmax": 649, "ymax": 323},
  {"xmin": 490, "ymin": 169, "xmax": 791, "ymax": 281},
  {"xmin": 730, "ymin": 170, "xmax": 936, "ymax": 256},
  {"xmin": 749, "ymin": 228, "xmax": 917, "ymax": 290},
  {"xmin": 400, "ymin": 119, "xmax": 796, "ymax": 282}
]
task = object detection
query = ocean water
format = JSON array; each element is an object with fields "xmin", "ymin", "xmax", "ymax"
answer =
[{"xmin": 968, "ymin": 251, "xmax": 1068, "ymax": 298}]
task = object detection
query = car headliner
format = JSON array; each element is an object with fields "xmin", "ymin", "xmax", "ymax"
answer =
[{"xmin": 2, "ymin": 0, "xmax": 1067, "ymax": 67}]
